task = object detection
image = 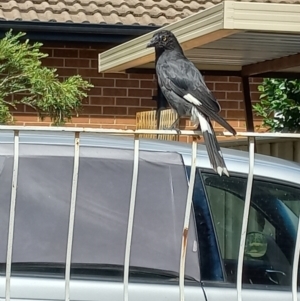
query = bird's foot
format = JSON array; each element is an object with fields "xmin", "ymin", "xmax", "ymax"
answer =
[{"xmin": 163, "ymin": 125, "xmax": 181, "ymax": 134}]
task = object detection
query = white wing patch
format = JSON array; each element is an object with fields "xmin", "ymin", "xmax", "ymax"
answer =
[
  {"xmin": 198, "ymin": 113, "xmax": 212, "ymax": 134},
  {"xmin": 184, "ymin": 93, "xmax": 202, "ymax": 106}
]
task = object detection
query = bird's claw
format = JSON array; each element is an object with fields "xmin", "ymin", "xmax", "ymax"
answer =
[{"xmin": 163, "ymin": 126, "xmax": 181, "ymax": 134}]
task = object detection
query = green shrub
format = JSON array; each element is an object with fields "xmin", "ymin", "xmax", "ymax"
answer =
[
  {"xmin": 253, "ymin": 78, "xmax": 300, "ymax": 132},
  {"xmin": 0, "ymin": 30, "xmax": 93, "ymax": 125}
]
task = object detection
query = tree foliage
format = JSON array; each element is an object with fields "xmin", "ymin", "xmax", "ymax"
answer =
[
  {"xmin": 253, "ymin": 78, "xmax": 300, "ymax": 132},
  {"xmin": 0, "ymin": 30, "xmax": 93, "ymax": 125}
]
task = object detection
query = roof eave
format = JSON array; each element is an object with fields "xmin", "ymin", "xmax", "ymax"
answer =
[
  {"xmin": 98, "ymin": 1, "xmax": 300, "ymax": 73},
  {"xmin": 0, "ymin": 21, "xmax": 160, "ymax": 43}
]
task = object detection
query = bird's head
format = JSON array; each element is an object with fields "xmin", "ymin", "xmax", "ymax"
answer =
[{"xmin": 146, "ymin": 30, "xmax": 180, "ymax": 51}]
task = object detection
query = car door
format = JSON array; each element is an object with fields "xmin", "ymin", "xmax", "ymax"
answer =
[{"xmin": 198, "ymin": 171, "xmax": 300, "ymax": 301}]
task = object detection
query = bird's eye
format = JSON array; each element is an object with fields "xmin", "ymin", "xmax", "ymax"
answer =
[{"xmin": 162, "ymin": 36, "xmax": 167, "ymax": 42}]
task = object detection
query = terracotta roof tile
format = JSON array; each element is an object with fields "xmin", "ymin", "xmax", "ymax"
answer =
[{"xmin": 0, "ymin": 0, "xmax": 299, "ymax": 26}]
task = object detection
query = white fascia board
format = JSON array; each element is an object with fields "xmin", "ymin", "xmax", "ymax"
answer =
[
  {"xmin": 98, "ymin": 1, "xmax": 300, "ymax": 73},
  {"xmin": 98, "ymin": 2, "xmax": 227, "ymax": 72},
  {"xmin": 223, "ymin": 1, "xmax": 300, "ymax": 32}
]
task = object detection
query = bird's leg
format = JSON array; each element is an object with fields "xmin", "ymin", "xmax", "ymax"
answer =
[
  {"xmin": 163, "ymin": 116, "xmax": 181, "ymax": 133},
  {"xmin": 194, "ymin": 123, "xmax": 201, "ymax": 139}
]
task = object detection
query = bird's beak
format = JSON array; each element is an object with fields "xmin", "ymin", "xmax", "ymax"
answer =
[{"xmin": 146, "ymin": 36, "xmax": 158, "ymax": 48}]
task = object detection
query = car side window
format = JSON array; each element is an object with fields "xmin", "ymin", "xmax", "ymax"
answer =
[{"xmin": 202, "ymin": 172, "xmax": 300, "ymax": 287}]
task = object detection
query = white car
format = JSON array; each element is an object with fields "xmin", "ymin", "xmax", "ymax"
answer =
[{"xmin": 0, "ymin": 131, "xmax": 300, "ymax": 301}]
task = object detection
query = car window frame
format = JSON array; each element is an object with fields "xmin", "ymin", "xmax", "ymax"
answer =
[{"xmin": 198, "ymin": 168, "xmax": 300, "ymax": 291}]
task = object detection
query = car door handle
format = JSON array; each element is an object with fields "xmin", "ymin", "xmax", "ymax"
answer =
[{"xmin": 265, "ymin": 269, "xmax": 286, "ymax": 284}]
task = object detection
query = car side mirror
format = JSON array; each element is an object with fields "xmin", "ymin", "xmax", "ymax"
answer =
[{"xmin": 244, "ymin": 232, "xmax": 268, "ymax": 258}]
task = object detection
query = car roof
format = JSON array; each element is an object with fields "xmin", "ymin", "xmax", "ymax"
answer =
[{"xmin": 0, "ymin": 131, "xmax": 299, "ymax": 185}]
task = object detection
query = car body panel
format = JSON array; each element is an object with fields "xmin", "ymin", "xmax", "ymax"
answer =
[{"xmin": 0, "ymin": 131, "xmax": 300, "ymax": 301}]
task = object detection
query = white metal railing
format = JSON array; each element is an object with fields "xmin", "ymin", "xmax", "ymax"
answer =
[{"xmin": 1, "ymin": 126, "xmax": 300, "ymax": 301}]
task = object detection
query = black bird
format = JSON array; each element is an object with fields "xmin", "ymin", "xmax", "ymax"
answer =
[{"xmin": 147, "ymin": 30, "xmax": 236, "ymax": 176}]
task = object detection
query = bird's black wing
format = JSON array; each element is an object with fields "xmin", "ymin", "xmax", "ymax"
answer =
[
  {"xmin": 157, "ymin": 55, "xmax": 236, "ymax": 135},
  {"xmin": 158, "ymin": 57, "xmax": 220, "ymax": 113}
]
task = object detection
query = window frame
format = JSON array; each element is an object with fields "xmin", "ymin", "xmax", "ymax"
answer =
[{"xmin": 198, "ymin": 168, "xmax": 300, "ymax": 291}]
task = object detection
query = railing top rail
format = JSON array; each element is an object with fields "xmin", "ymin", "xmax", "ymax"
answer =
[{"xmin": 0, "ymin": 125, "xmax": 300, "ymax": 139}]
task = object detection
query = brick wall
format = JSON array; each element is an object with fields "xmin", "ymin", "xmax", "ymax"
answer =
[{"xmin": 11, "ymin": 42, "xmax": 263, "ymax": 142}]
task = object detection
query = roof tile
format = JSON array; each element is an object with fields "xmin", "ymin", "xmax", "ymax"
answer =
[{"xmin": 0, "ymin": 0, "xmax": 298, "ymax": 26}]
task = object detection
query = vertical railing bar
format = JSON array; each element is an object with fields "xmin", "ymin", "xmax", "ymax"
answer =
[
  {"xmin": 123, "ymin": 134, "xmax": 140, "ymax": 301},
  {"xmin": 237, "ymin": 137, "xmax": 255, "ymax": 301},
  {"xmin": 292, "ymin": 210, "xmax": 300, "ymax": 300},
  {"xmin": 179, "ymin": 138, "xmax": 198, "ymax": 301},
  {"xmin": 5, "ymin": 130, "xmax": 20, "ymax": 301},
  {"xmin": 65, "ymin": 132, "xmax": 80, "ymax": 301}
]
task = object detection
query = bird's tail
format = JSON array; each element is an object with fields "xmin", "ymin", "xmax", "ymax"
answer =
[{"xmin": 195, "ymin": 110, "xmax": 229, "ymax": 177}]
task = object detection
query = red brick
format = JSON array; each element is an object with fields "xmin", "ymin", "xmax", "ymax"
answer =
[
  {"xmin": 141, "ymin": 98, "xmax": 156, "ymax": 107},
  {"xmin": 130, "ymin": 73, "xmax": 154, "ymax": 79},
  {"xmin": 251, "ymin": 77, "xmax": 263, "ymax": 83},
  {"xmin": 100, "ymin": 124, "xmax": 136, "ymax": 130},
  {"xmin": 75, "ymin": 123, "xmax": 100, "ymax": 128},
  {"xmin": 104, "ymin": 73, "xmax": 128, "ymax": 79},
  {"xmin": 115, "ymin": 117, "xmax": 136, "ymax": 125},
  {"xmin": 215, "ymin": 83, "xmax": 239, "ymax": 91},
  {"xmin": 79, "ymin": 49, "xmax": 98, "ymax": 59},
  {"xmin": 91, "ymin": 96, "xmax": 115, "ymax": 105},
  {"xmin": 71, "ymin": 116, "xmax": 90, "ymax": 124},
  {"xmin": 81, "ymin": 97, "xmax": 90, "ymax": 105},
  {"xmin": 128, "ymin": 107, "xmax": 153, "ymax": 116},
  {"xmin": 179, "ymin": 118, "xmax": 189, "ymax": 127},
  {"xmin": 206, "ymin": 82, "xmax": 214, "ymax": 90},
  {"xmin": 41, "ymin": 48, "xmax": 53, "ymax": 56},
  {"xmin": 90, "ymin": 117, "xmax": 115, "ymax": 124},
  {"xmin": 12, "ymin": 114, "xmax": 38, "ymax": 122},
  {"xmin": 89, "ymin": 87, "xmax": 102, "ymax": 96},
  {"xmin": 42, "ymin": 57, "xmax": 64, "ymax": 67},
  {"xmin": 13, "ymin": 121, "xmax": 25, "ymax": 126},
  {"xmin": 14, "ymin": 104, "xmax": 26, "ymax": 112},
  {"xmin": 179, "ymin": 136, "xmax": 189, "ymax": 143},
  {"xmin": 140, "ymin": 80, "xmax": 157, "ymax": 89},
  {"xmin": 103, "ymin": 88, "xmax": 127, "ymax": 97},
  {"xmin": 54, "ymin": 49, "xmax": 78, "ymax": 58},
  {"xmin": 24, "ymin": 105, "xmax": 37, "ymax": 113},
  {"xmin": 204, "ymin": 76, "xmax": 229, "ymax": 82},
  {"xmin": 226, "ymin": 110, "xmax": 245, "ymax": 119},
  {"xmin": 251, "ymin": 92, "xmax": 261, "ymax": 101},
  {"xmin": 78, "ymin": 68, "xmax": 99, "ymax": 78},
  {"xmin": 216, "ymin": 120, "xmax": 239, "ymax": 128},
  {"xmin": 226, "ymin": 91, "xmax": 243, "ymax": 101},
  {"xmin": 250, "ymin": 83, "xmax": 260, "ymax": 92},
  {"xmin": 65, "ymin": 59, "xmax": 90, "ymax": 68},
  {"xmin": 116, "ymin": 79, "xmax": 139, "ymax": 88},
  {"xmin": 103, "ymin": 106, "xmax": 127, "ymax": 115},
  {"xmin": 64, "ymin": 42, "xmax": 90, "ymax": 49},
  {"xmin": 219, "ymin": 101, "xmax": 239, "ymax": 109},
  {"xmin": 57, "ymin": 68, "xmax": 78, "ymax": 77},
  {"xmin": 128, "ymin": 89, "xmax": 152, "ymax": 97},
  {"xmin": 229, "ymin": 77, "xmax": 241, "ymax": 83},
  {"xmin": 82, "ymin": 106, "xmax": 102, "ymax": 115},
  {"xmin": 212, "ymin": 91, "xmax": 226, "ymax": 100},
  {"xmin": 254, "ymin": 120, "xmax": 264, "ymax": 127},
  {"xmin": 43, "ymin": 41, "xmax": 67, "ymax": 47},
  {"xmin": 90, "ymin": 60, "xmax": 98, "ymax": 69},
  {"xmin": 91, "ymin": 78, "xmax": 114, "ymax": 87},
  {"xmin": 116, "ymin": 98, "xmax": 140, "ymax": 106},
  {"xmin": 62, "ymin": 123, "xmax": 79, "ymax": 127}
]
